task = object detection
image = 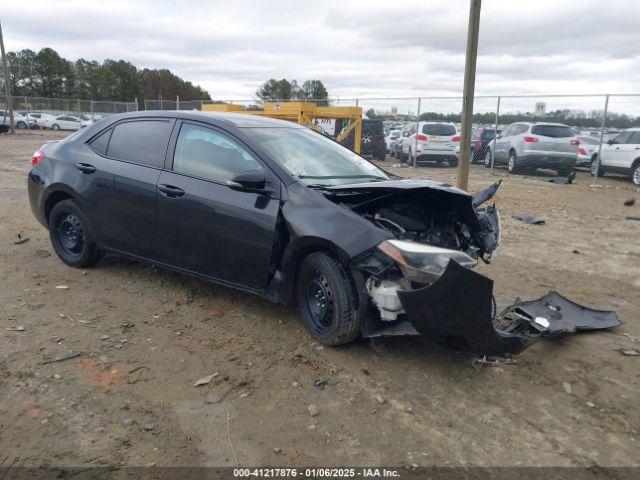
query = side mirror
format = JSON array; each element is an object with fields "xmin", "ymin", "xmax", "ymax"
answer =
[
  {"xmin": 227, "ymin": 169, "xmax": 266, "ymax": 191},
  {"xmin": 607, "ymin": 139, "xmax": 614, "ymax": 145}
]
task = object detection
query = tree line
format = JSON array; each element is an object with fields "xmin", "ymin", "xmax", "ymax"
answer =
[
  {"xmin": 5, "ymin": 48, "xmax": 211, "ymax": 104},
  {"xmin": 256, "ymin": 78, "xmax": 329, "ymax": 104}
]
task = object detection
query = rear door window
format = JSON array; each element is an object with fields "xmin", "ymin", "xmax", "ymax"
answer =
[
  {"xmin": 531, "ymin": 125, "xmax": 573, "ymax": 138},
  {"xmin": 107, "ymin": 120, "xmax": 173, "ymax": 168},
  {"xmin": 629, "ymin": 131, "xmax": 640, "ymax": 144},
  {"xmin": 422, "ymin": 124, "xmax": 457, "ymax": 136}
]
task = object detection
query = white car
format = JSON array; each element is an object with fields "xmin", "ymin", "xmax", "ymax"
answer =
[
  {"xmin": 44, "ymin": 115, "xmax": 82, "ymax": 131},
  {"xmin": 80, "ymin": 114, "xmax": 103, "ymax": 128},
  {"xmin": 384, "ymin": 129, "xmax": 401, "ymax": 153},
  {"xmin": 402, "ymin": 122, "xmax": 460, "ymax": 167},
  {"xmin": 25, "ymin": 112, "xmax": 58, "ymax": 128},
  {"xmin": 575, "ymin": 135, "xmax": 601, "ymax": 168},
  {"xmin": 0, "ymin": 111, "xmax": 37, "ymax": 129},
  {"xmin": 592, "ymin": 127, "xmax": 640, "ymax": 185}
]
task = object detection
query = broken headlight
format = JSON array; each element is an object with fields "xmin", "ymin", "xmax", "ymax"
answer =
[{"xmin": 377, "ymin": 239, "xmax": 477, "ymax": 284}]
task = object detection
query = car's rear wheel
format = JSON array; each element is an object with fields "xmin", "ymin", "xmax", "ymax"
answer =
[
  {"xmin": 507, "ymin": 150, "xmax": 519, "ymax": 173},
  {"xmin": 297, "ymin": 252, "xmax": 362, "ymax": 346},
  {"xmin": 49, "ymin": 200, "xmax": 100, "ymax": 268},
  {"xmin": 590, "ymin": 155, "xmax": 603, "ymax": 177},
  {"xmin": 16, "ymin": 121, "xmax": 27, "ymax": 129},
  {"xmin": 450, "ymin": 157, "xmax": 458, "ymax": 168},
  {"xmin": 484, "ymin": 150, "xmax": 492, "ymax": 168}
]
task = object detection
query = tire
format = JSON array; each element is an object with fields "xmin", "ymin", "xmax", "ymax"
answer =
[
  {"xmin": 590, "ymin": 155, "xmax": 603, "ymax": 177},
  {"xmin": 484, "ymin": 150, "xmax": 492, "ymax": 168},
  {"xmin": 449, "ymin": 157, "xmax": 458, "ymax": 168},
  {"xmin": 557, "ymin": 167, "xmax": 572, "ymax": 177},
  {"xmin": 52, "ymin": 124, "xmax": 60, "ymax": 131},
  {"xmin": 507, "ymin": 150, "xmax": 519, "ymax": 174},
  {"xmin": 296, "ymin": 252, "xmax": 362, "ymax": 346},
  {"xmin": 632, "ymin": 162, "xmax": 640, "ymax": 187},
  {"xmin": 16, "ymin": 121, "xmax": 27, "ymax": 129},
  {"xmin": 49, "ymin": 199, "xmax": 101, "ymax": 268}
]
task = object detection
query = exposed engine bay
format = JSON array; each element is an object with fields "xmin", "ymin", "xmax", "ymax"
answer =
[{"xmin": 316, "ymin": 179, "xmax": 621, "ymax": 355}]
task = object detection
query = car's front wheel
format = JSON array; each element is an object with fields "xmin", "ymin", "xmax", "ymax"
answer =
[
  {"xmin": 49, "ymin": 199, "xmax": 101, "ymax": 268},
  {"xmin": 297, "ymin": 252, "xmax": 362, "ymax": 346},
  {"xmin": 52, "ymin": 124, "xmax": 60, "ymax": 131},
  {"xmin": 632, "ymin": 162, "xmax": 640, "ymax": 186}
]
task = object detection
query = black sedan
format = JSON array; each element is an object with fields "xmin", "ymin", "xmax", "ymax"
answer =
[{"xmin": 27, "ymin": 111, "xmax": 619, "ymax": 355}]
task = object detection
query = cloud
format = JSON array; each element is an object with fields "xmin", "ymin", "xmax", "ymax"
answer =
[{"xmin": 2, "ymin": 0, "xmax": 639, "ymax": 106}]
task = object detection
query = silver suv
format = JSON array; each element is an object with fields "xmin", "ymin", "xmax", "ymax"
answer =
[{"xmin": 489, "ymin": 122, "xmax": 579, "ymax": 175}]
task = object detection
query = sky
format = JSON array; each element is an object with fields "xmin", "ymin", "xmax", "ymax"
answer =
[{"xmin": 2, "ymin": 0, "xmax": 640, "ymax": 110}]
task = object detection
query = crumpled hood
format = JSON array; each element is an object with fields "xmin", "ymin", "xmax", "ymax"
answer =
[{"xmin": 319, "ymin": 179, "xmax": 483, "ymax": 230}]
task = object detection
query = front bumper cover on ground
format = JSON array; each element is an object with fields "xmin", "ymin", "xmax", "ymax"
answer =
[{"xmin": 397, "ymin": 260, "xmax": 622, "ymax": 356}]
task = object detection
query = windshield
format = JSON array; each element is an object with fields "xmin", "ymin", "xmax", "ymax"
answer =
[{"xmin": 251, "ymin": 127, "xmax": 390, "ymax": 186}]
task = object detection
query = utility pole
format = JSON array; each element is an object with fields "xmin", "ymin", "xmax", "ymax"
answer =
[
  {"xmin": 0, "ymin": 20, "xmax": 15, "ymax": 134},
  {"xmin": 457, "ymin": 0, "xmax": 482, "ymax": 191}
]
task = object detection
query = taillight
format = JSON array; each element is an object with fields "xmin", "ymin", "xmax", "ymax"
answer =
[
  {"xmin": 32, "ymin": 150, "xmax": 46, "ymax": 166},
  {"xmin": 570, "ymin": 138, "xmax": 580, "ymax": 146},
  {"xmin": 417, "ymin": 134, "xmax": 428, "ymax": 141},
  {"xmin": 523, "ymin": 136, "xmax": 539, "ymax": 143},
  {"xmin": 476, "ymin": 140, "xmax": 483, "ymax": 149},
  {"xmin": 452, "ymin": 136, "xmax": 461, "ymax": 142},
  {"xmin": 578, "ymin": 148, "xmax": 587, "ymax": 155}
]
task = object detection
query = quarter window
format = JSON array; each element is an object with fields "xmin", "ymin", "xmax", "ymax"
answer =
[
  {"xmin": 172, "ymin": 123, "xmax": 262, "ymax": 183},
  {"xmin": 107, "ymin": 120, "xmax": 173, "ymax": 168},
  {"xmin": 89, "ymin": 128, "xmax": 112, "ymax": 155}
]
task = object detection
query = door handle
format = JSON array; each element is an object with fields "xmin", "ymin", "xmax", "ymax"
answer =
[
  {"xmin": 76, "ymin": 163, "xmax": 96, "ymax": 174},
  {"xmin": 158, "ymin": 184, "xmax": 185, "ymax": 198},
  {"xmin": 635, "ymin": 147, "xmax": 640, "ymax": 150}
]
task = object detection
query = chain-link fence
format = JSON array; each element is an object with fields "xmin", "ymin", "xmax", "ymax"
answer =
[
  {"xmin": 182, "ymin": 94, "xmax": 639, "ymax": 189},
  {"xmin": 4, "ymin": 93, "xmax": 638, "ymax": 188},
  {"xmin": 0, "ymin": 95, "xmax": 138, "ymax": 132}
]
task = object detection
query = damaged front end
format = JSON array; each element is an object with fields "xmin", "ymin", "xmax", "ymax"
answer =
[{"xmin": 327, "ymin": 179, "xmax": 622, "ymax": 355}]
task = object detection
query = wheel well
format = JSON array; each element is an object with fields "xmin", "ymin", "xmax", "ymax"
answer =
[
  {"xmin": 45, "ymin": 191, "xmax": 74, "ymax": 223},
  {"xmin": 274, "ymin": 243, "xmax": 345, "ymax": 306},
  {"xmin": 632, "ymin": 158, "xmax": 640, "ymax": 169}
]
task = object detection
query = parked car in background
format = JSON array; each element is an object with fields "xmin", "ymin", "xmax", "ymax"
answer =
[
  {"xmin": 43, "ymin": 115, "xmax": 82, "ymax": 131},
  {"xmin": 592, "ymin": 128, "xmax": 640, "ymax": 186},
  {"xmin": 385, "ymin": 129, "xmax": 401, "ymax": 154},
  {"xmin": 80, "ymin": 114, "xmax": 103, "ymax": 128},
  {"xmin": 488, "ymin": 122, "xmax": 579, "ymax": 175},
  {"xmin": 402, "ymin": 122, "xmax": 459, "ymax": 167},
  {"xmin": 472, "ymin": 127, "xmax": 502, "ymax": 164},
  {"xmin": 575, "ymin": 135, "xmax": 601, "ymax": 168},
  {"xmin": 394, "ymin": 126, "xmax": 415, "ymax": 159},
  {"xmin": 24, "ymin": 112, "xmax": 57, "ymax": 128},
  {"xmin": 340, "ymin": 119, "xmax": 386, "ymax": 160},
  {"xmin": 1, "ymin": 111, "xmax": 37, "ymax": 129}
]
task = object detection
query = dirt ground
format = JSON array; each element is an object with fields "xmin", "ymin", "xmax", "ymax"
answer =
[{"xmin": 1, "ymin": 131, "xmax": 639, "ymax": 469}]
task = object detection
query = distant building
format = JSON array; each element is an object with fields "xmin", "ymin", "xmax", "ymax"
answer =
[
  {"xmin": 535, "ymin": 102, "xmax": 546, "ymax": 116},
  {"xmin": 391, "ymin": 106, "xmax": 398, "ymax": 116}
]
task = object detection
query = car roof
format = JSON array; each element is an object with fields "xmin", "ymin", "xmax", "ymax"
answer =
[{"xmin": 103, "ymin": 110, "xmax": 305, "ymax": 129}]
